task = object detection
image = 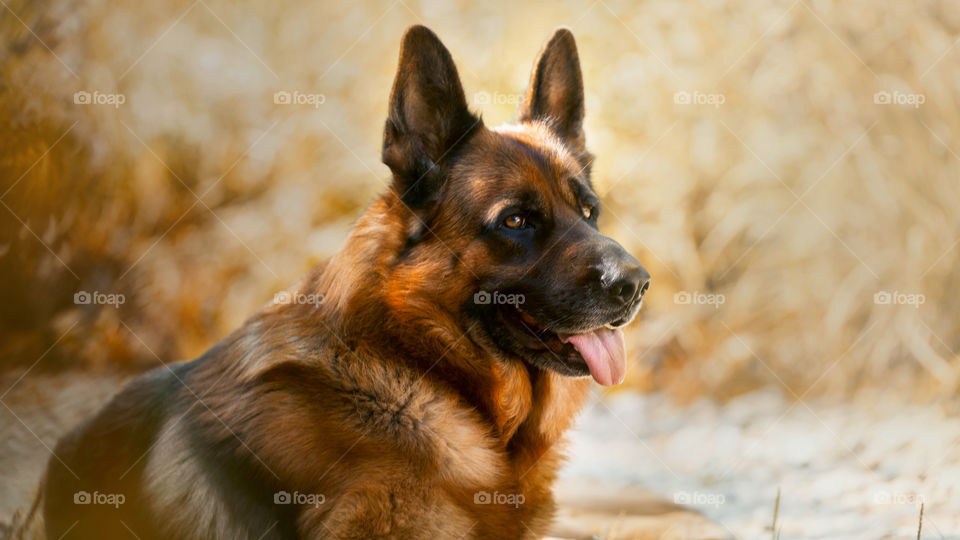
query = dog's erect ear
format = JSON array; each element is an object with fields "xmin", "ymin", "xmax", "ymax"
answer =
[
  {"xmin": 382, "ymin": 25, "xmax": 480, "ymax": 208},
  {"xmin": 517, "ymin": 28, "xmax": 585, "ymax": 150}
]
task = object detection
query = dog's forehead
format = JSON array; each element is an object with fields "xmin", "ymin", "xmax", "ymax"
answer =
[
  {"xmin": 453, "ymin": 122, "xmax": 587, "ymax": 208},
  {"xmin": 491, "ymin": 122, "xmax": 582, "ymax": 174}
]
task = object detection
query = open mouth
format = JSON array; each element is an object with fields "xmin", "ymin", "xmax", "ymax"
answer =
[{"xmin": 495, "ymin": 303, "xmax": 628, "ymax": 386}]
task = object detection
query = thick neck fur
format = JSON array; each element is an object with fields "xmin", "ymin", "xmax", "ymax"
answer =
[{"xmin": 300, "ymin": 189, "xmax": 587, "ymax": 455}]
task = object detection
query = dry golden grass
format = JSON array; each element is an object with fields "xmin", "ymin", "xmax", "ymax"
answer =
[{"xmin": 1, "ymin": 0, "xmax": 958, "ymax": 401}]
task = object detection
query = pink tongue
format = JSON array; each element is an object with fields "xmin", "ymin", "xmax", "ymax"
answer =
[{"xmin": 563, "ymin": 328, "xmax": 627, "ymax": 386}]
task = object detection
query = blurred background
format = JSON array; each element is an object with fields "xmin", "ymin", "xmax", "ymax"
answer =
[{"xmin": 2, "ymin": 0, "xmax": 959, "ymax": 537}]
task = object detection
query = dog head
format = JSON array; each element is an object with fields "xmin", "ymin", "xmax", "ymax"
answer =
[{"xmin": 381, "ymin": 26, "xmax": 649, "ymax": 386}]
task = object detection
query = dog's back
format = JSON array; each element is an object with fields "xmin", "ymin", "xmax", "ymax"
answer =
[{"xmin": 43, "ymin": 363, "xmax": 218, "ymax": 539}]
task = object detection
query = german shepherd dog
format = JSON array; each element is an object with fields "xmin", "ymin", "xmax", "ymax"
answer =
[{"xmin": 43, "ymin": 25, "xmax": 649, "ymax": 539}]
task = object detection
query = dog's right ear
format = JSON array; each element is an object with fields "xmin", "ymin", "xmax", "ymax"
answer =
[{"xmin": 382, "ymin": 25, "xmax": 480, "ymax": 208}]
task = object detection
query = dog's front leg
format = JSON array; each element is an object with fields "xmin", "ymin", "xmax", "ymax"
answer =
[{"xmin": 294, "ymin": 482, "xmax": 476, "ymax": 539}]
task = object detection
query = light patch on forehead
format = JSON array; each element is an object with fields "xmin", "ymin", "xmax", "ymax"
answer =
[{"xmin": 492, "ymin": 121, "xmax": 584, "ymax": 176}]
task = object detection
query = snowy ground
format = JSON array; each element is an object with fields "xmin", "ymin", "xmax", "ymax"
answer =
[{"xmin": 560, "ymin": 388, "xmax": 960, "ymax": 539}]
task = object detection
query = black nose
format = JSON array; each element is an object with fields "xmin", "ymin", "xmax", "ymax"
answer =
[{"xmin": 608, "ymin": 263, "xmax": 650, "ymax": 304}]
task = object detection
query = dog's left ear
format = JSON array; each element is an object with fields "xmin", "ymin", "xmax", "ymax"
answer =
[
  {"xmin": 517, "ymin": 28, "xmax": 586, "ymax": 151},
  {"xmin": 382, "ymin": 25, "xmax": 480, "ymax": 208}
]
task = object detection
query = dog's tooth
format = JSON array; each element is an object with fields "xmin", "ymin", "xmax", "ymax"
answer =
[{"xmin": 604, "ymin": 323, "xmax": 617, "ymax": 330}]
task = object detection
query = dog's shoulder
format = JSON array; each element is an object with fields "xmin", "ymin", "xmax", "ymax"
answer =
[
  {"xmin": 252, "ymin": 340, "xmax": 510, "ymax": 488},
  {"xmin": 172, "ymin": 304, "xmax": 508, "ymax": 487}
]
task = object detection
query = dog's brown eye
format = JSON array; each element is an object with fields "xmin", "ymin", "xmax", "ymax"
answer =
[
  {"xmin": 504, "ymin": 214, "xmax": 525, "ymax": 229},
  {"xmin": 581, "ymin": 205, "xmax": 593, "ymax": 219}
]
